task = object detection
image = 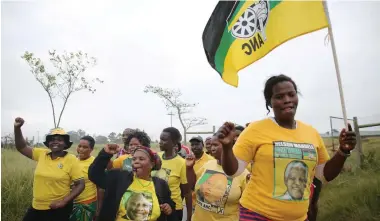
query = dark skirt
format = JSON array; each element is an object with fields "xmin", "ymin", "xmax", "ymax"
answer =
[{"xmin": 23, "ymin": 202, "xmax": 73, "ymax": 221}]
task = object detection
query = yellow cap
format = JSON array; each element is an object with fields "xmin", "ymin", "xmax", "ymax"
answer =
[{"xmin": 48, "ymin": 128, "xmax": 68, "ymax": 136}]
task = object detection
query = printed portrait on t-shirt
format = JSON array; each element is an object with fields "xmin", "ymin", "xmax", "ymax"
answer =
[
  {"xmin": 277, "ymin": 161, "xmax": 308, "ymax": 200},
  {"xmin": 120, "ymin": 191, "xmax": 153, "ymax": 221},
  {"xmin": 195, "ymin": 170, "xmax": 232, "ymax": 214},
  {"xmin": 272, "ymin": 141, "xmax": 317, "ymax": 201}
]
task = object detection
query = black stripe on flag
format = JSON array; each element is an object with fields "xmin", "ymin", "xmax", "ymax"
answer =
[{"xmin": 202, "ymin": 1, "xmax": 238, "ymax": 70}]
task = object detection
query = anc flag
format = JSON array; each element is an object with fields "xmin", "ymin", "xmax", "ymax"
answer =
[{"xmin": 203, "ymin": 0, "xmax": 328, "ymax": 87}]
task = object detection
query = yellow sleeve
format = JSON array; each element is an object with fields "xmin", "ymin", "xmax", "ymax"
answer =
[
  {"xmin": 195, "ymin": 166, "xmax": 206, "ymax": 181},
  {"xmin": 180, "ymin": 160, "xmax": 188, "ymax": 184},
  {"xmin": 112, "ymin": 157, "xmax": 122, "ymax": 169},
  {"xmin": 233, "ymin": 126, "xmax": 257, "ymax": 163},
  {"xmin": 317, "ymin": 133, "xmax": 330, "ymax": 164},
  {"xmin": 70, "ymin": 158, "xmax": 84, "ymax": 182},
  {"xmin": 32, "ymin": 148, "xmax": 49, "ymax": 161},
  {"xmin": 246, "ymin": 162, "xmax": 253, "ymax": 173},
  {"xmin": 240, "ymin": 169, "xmax": 250, "ymax": 191}
]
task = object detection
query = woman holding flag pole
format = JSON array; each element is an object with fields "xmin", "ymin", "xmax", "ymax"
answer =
[
  {"xmin": 202, "ymin": 1, "xmax": 355, "ymax": 219},
  {"xmin": 216, "ymin": 74, "xmax": 357, "ymax": 221}
]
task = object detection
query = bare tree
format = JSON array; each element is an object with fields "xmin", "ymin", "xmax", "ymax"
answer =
[
  {"xmin": 22, "ymin": 50, "xmax": 103, "ymax": 128},
  {"xmin": 144, "ymin": 85, "xmax": 207, "ymax": 143},
  {"xmin": 1, "ymin": 133, "xmax": 15, "ymax": 149},
  {"xmin": 184, "ymin": 117, "xmax": 207, "ymax": 130}
]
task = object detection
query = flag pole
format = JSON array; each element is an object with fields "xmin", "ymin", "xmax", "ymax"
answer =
[{"xmin": 323, "ymin": 1, "xmax": 348, "ymax": 129}]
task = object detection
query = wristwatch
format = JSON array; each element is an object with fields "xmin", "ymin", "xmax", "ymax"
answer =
[{"xmin": 337, "ymin": 148, "xmax": 351, "ymax": 157}]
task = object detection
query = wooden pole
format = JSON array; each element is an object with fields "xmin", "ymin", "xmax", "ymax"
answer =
[
  {"xmin": 323, "ymin": 1, "xmax": 349, "ymax": 129},
  {"xmin": 186, "ymin": 126, "xmax": 216, "ymax": 135},
  {"xmin": 353, "ymin": 117, "xmax": 363, "ymax": 169},
  {"xmin": 330, "ymin": 116, "xmax": 335, "ymax": 151},
  {"xmin": 358, "ymin": 122, "xmax": 380, "ymax": 129},
  {"xmin": 167, "ymin": 111, "xmax": 174, "ymax": 127}
]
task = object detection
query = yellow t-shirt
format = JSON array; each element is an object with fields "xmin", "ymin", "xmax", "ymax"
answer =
[
  {"xmin": 75, "ymin": 156, "xmax": 97, "ymax": 203},
  {"xmin": 113, "ymin": 154, "xmax": 133, "ymax": 171},
  {"xmin": 193, "ymin": 160, "xmax": 249, "ymax": 221},
  {"xmin": 192, "ymin": 153, "xmax": 214, "ymax": 208},
  {"xmin": 117, "ymin": 177, "xmax": 161, "ymax": 221},
  {"xmin": 233, "ymin": 118, "xmax": 330, "ymax": 221},
  {"xmin": 152, "ymin": 152, "xmax": 187, "ymax": 210},
  {"xmin": 246, "ymin": 162, "xmax": 253, "ymax": 173},
  {"xmin": 194, "ymin": 152, "xmax": 215, "ymax": 173},
  {"xmin": 32, "ymin": 148, "xmax": 84, "ymax": 210}
]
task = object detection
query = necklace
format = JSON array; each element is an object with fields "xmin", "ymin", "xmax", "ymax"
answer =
[{"xmin": 136, "ymin": 177, "xmax": 152, "ymax": 188}]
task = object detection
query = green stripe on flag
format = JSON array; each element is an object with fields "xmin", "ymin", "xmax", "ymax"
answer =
[
  {"xmin": 214, "ymin": 0, "xmax": 282, "ymax": 75},
  {"xmin": 270, "ymin": 0, "xmax": 282, "ymax": 10},
  {"xmin": 214, "ymin": 1, "xmax": 245, "ymax": 75}
]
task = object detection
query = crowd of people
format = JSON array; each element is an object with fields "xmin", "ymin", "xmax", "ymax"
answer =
[{"xmin": 13, "ymin": 74, "xmax": 357, "ymax": 221}]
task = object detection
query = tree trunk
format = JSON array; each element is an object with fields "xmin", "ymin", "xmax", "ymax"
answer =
[
  {"xmin": 176, "ymin": 107, "xmax": 186, "ymax": 144},
  {"xmin": 183, "ymin": 129, "xmax": 187, "ymax": 145},
  {"xmin": 48, "ymin": 93, "xmax": 57, "ymax": 128},
  {"xmin": 57, "ymin": 94, "xmax": 71, "ymax": 128}
]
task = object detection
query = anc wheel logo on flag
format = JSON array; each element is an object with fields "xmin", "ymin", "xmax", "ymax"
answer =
[
  {"xmin": 230, "ymin": 0, "xmax": 269, "ymax": 40},
  {"xmin": 203, "ymin": 0, "xmax": 328, "ymax": 87}
]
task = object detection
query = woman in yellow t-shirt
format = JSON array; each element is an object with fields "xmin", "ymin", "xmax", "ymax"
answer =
[
  {"xmin": 70, "ymin": 136, "xmax": 98, "ymax": 221},
  {"xmin": 112, "ymin": 130, "xmax": 151, "ymax": 171},
  {"xmin": 13, "ymin": 117, "xmax": 85, "ymax": 221},
  {"xmin": 204, "ymin": 137, "xmax": 212, "ymax": 155},
  {"xmin": 154, "ymin": 127, "xmax": 192, "ymax": 221},
  {"xmin": 88, "ymin": 145, "xmax": 176, "ymax": 221},
  {"xmin": 186, "ymin": 135, "xmax": 249, "ymax": 221},
  {"xmin": 217, "ymin": 74, "xmax": 357, "ymax": 221}
]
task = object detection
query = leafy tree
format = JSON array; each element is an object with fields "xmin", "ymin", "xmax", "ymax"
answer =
[
  {"xmin": 95, "ymin": 135, "xmax": 108, "ymax": 144},
  {"xmin": 1, "ymin": 133, "xmax": 15, "ymax": 149},
  {"xmin": 21, "ymin": 50, "xmax": 103, "ymax": 128},
  {"xmin": 115, "ymin": 133, "xmax": 122, "ymax": 144},
  {"xmin": 108, "ymin": 132, "xmax": 117, "ymax": 143},
  {"xmin": 67, "ymin": 131, "xmax": 80, "ymax": 143},
  {"xmin": 144, "ymin": 85, "xmax": 207, "ymax": 143},
  {"xmin": 77, "ymin": 129, "xmax": 86, "ymax": 138}
]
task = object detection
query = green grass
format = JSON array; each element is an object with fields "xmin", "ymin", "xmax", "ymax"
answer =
[
  {"xmin": 317, "ymin": 137, "xmax": 380, "ymax": 221},
  {"xmin": 1, "ymin": 139, "xmax": 379, "ymax": 221},
  {"xmin": 2, "ymin": 149, "xmax": 36, "ymax": 221},
  {"xmin": 0, "ymin": 144, "xmax": 105, "ymax": 221},
  {"xmin": 318, "ymin": 169, "xmax": 380, "ymax": 221}
]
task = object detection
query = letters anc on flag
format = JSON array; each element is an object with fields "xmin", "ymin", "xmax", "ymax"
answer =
[{"xmin": 202, "ymin": 0, "xmax": 329, "ymax": 87}]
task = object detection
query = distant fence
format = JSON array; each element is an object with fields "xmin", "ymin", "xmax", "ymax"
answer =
[
  {"xmin": 329, "ymin": 116, "xmax": 354, "ymax": 151},
  {"xmin": 353, "ymin": 117, "xmax": 380, "ymax": 168},
  {"xmin": 185, "ymin": 126, "xmax": 216, "ymax": 144},
  {"xmin": 328, "ymin": 116, "xmax": 380, "ymax": 169}
]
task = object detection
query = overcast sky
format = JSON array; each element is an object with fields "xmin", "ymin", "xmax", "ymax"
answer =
[{"xmin": 2, "ymin": 0, "xmax": 380, "ymax": 142}]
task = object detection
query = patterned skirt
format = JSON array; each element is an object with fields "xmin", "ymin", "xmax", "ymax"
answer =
[
  {"xmin": 239, "ymin": 205, "xmax": 308, "ymax": 221},
  {"xmin": 70, "ymin": 198, "xmax": 97, "ymax": 221},
  {"xmin": 239, "ymin": 206, "xmax": 270, "ymax": 221}
]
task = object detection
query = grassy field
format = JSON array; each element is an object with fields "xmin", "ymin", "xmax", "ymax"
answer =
[
  {"xmin": 318, "ymin": 137, "xmax": 380, "ymax": 221},
  {"xmin": 1, "ymin": 139, "xmax": 380, "ymax": 221}
]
